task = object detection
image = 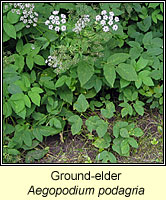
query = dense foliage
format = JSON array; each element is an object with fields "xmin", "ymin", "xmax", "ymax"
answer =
[{"xmin": 3, "ymin": 3, "xmax": 163, "ymax": 163}]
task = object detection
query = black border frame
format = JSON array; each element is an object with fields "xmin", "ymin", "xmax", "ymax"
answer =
[{"xmin": 1, "ymin": 0, "xmax": 165, "ymax": 166}]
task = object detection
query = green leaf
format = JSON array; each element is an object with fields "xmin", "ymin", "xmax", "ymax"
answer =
[
  {"xmin": 137, "ymin": 16, "xmax": 151, "ymax": 32},
  {"xmin": 116, "ymin": 63, "xmax": 137, "ymax": 81},
  {"xmin": 23, "ymin": 130, "xmax": 32, "ymax": 147},
  {"xmin": 31, "ymin": 87, "xmax": 44, "ymax": 93},
  {"xmin": 133, "ymin": 128, "xmax": 144, "ymax": 137},
  {"xmin": 8, "ymin": 84, "xmax": 22, "ymax": 94},
  {"xmin": 97, "ymin": 150, "xmax": 117, "ymax": 163},
  {"xmin": 24, "ymin": 94, "xmax": 31, "ymax": 108},
  {"xmin": 129, "ymin": 46, "xmax": 143, "ymax": 59},
  {"xmin": 26, "ymin": 55, "xmax": 34, "ymax": 70},
  {"xmin": 104, "ymin": 64, "xmax": 116, "ymax": 87},
  {"xmin": 33, "ymin": 127, "xmax": 43, "ymax": 142},
  {"xmin": 85, "ymin": 116, "xmax": 108, "ymax": 138},
  {"xmin": 128, "ymin": 137, "xmax": 138, "ymax": 148},
  {"xmin": 139, "ymin": 70, "xmax": 154, "ymax": 86},
  {"xmin": 94, "ymin": 78, "xmax": 102, "ymax": 93},
  {"xmin": 8, "ymin": 149, "xmax": 20, "ymax": 155},
  {"xmin": 121, "ymin": 108, "xmax": 128, "ymax": 117},
  {"xmin": 34, "ymin": 55, "xmax": 45, "ymax": 65},
  {"xmin": 7, "ymin": 11, "xmax": 20, "ymax": 24},
  {"xmin": 96, "ymin": 120, "xmax": 108, "ymax": 138},
  {"xmin": 147, "ymin": 48, "xmax": 163, "ymax": 56},
  {"xmin": 120, "ymin": 79, "xmax": 130, "ymax": 89},
  {"xmin": 25, "ymin": 149, "xmax": 48, "ymax": 163},
  {"xmin": 4, "ymin": 124, "xmax": 15, "ymax": 135},
  {"xmin": 58, "ymin": 86, "xmax": 73, "ymax": 105},
  {"xmin": 49, "ymin": 118, "xmax": 62, "ymax": 129},
  {"xmin": 17, "ymin": 108, "xmax": 26, "ymax": 119},
  {"xmin": 133, "ymin": 103, "xmax": 144, "ymax": 116},
  {"xmin": 55, "ymin": 75, "xmax": 67, "ymax": 88},
  {"xmin": 93, "ymin": 138, "xmax": 110, "ymax": 149},
  {"xmin": 28, "ymin": 91, "xmax": 41, "ymax": 106},
  {"xmin": 16, "ymin": 39, "xmax": 23, "ymax": 53},
  {"xmin": 120, "ymin": 128, "xmax": 129, "ymax": 138},
  {"xmin": 3, "ymin": 22, "xmax": 16, "ymax": 39},
  {"xmin": 136, "ymin": 56, "xmax": 149, "ymax": 72},
  {"xmin": 68, "ymin": 115, "xmax": 83, "ymax": 135},
  {"xmin": 121, "ymin": 139, "xmax": 130, "ymax": 154},
  {"xmin": 119, "ymin": 102, "xmax": 133, "ymax": 116},
  {"xmin": 101, "ymin": 102, "xmax": 115, "ymax": 118},
  {"xmin": 14, "ymin": 55, "xmax": 24, "ymax": 72},
  {"xmin": 74, "ymin": 94, "xmax": 89, "ymax": 113},
  {"xmin": 113, "ymin": 121, "xmax": 128, "ymax": 138},
  {"xmin": 143, "ymin": 32, "xmax": 152, "ymax": 47},
  {"xmin": 107, "ymin": 53, "xmax": 130, "ymax": 65},
  {"xmin": 77, "ymin": 60, "xmax": 94, "ymax": 86}
]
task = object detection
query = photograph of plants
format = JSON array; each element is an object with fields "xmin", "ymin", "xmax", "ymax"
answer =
[{"xmin": 2, "ymin": 2, "xmax": 164, "ymax": 164}]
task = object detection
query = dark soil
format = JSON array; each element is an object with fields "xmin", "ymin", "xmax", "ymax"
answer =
[{"xmin": 34, "ymin": 109, "xmax": 163, "ymax": 164}]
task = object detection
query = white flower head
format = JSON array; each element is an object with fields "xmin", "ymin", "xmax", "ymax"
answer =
[
  {"xmin": 108, "ymin": 20, "xmax": 113, "ymax": 26},
  {"xmin": 55, "ymin": 21, "xmax": 60, "ymax": 25},
  {"xmin": 114, "ymin": 16, "xmax": 119, "ymax": 22},
  {"xmin": 48, "ymin": 24, "xmax": 53, "ymax": 30},
  {"xmin": 109, "ymin": 15, "xmax": 113, "ymax": 21},
  {"xmin": 61, "ymin": 25, "xmax": 66, "ymax": 31},
  {"xmin": 55, "ymin": 16, "xmax": 59, "ymax": 21},
  {"xmin": 55, "ymin": 26, "xmax": 60, "ymax": 32},
  {"xmin": 103, "ymin": 15, "xmax": 108, "ymax": 20},
  {"xmin": 61, "ymin": 19, "xmax": 66, "ymax": 24},
  {"xmin": 100, "ymin": 19, "xmax": 106, "ymax": 26},
  {"xmin": 33, "ymin": 17, "xmax": 38, "ymax": 23},
  {"xmin": 51, "ymin": 19, "xmax": 56, "ymax": 24},
  {"xmin": 49, "ymin": 15, "xmax": 54, "ymax": 20},
  {"xmin": 28, "ymin": 19, "xmax": 33, "ymax": 24},
  {"xmin": 53, "ymin": 10, "xmax": 59, "ymax": 15},
  {"xmin": 112, "ymin": 24, "xmax": 118, "ymax": 31},
  {"xmin": 23, "ymin": 19, "xmax": 27, "ymax": 24},
  {"xmin": 33, "ymin": 23, "xmax": 37, "ymax": 27},
  {"xmin": 96, "ymin": 15, "xmax": 101, "ymax": 21},
  {"xmin": 103, "ymin": 26, "xmax": 109, "ymax": 32},
  {"xmin": 61, "ymin": 14, "xmax": 66, "ymax": 18},
  {"xmin": 101, "ymin": 10, "xmax": 107, "ymax": 15},
  {"xmin": 20, "ymin": 16, "xmax": 24, "ymax": 21},
  {"xmin": 109, "ymin": 11, "xmax": 114, "ymax": 16},
  {"xmin": 45, "ymin": 20, "xmax": 50, "ymax": 25},
  {"xmin": 34, "ymin": 12, "xmax": 38, "ymax": 16}
]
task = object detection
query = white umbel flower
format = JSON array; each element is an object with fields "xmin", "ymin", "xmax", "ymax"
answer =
[
  {"xmin": 53, "ymin": 10, "xmax": 59, "ymax": 15},
  {"xmin": 103, "ymin": 15, "xmax": 108, "ymax": 20},
  {"xmin": 96, "ymin": 15, "xmax": 101, "ymax": 21},
  {"xmin": 114, "ymin": 16, "xmax": 119, "ymax": 22},
  {"xmin": 101, "ymin": 10, "xmax": 107, "ymax": 15},
  {"xmin": 55, "ymin": 26, "xmax": 60, "ymax": 32},
  {"xmin": 61, "ymin": 19, "xmax": 66, "ymax": 24},
  {"xmin": 108, "ymin": 20, "xmax": 113, "ymax": 26},
  {"xmin": 103, "ymin": 26, "xmax": 109, "ymax": 32},
  {"xmin": 61, "ymin": 14, "xmax": 66, "ymax": 18},
  {"xmin": 109, "ymin": 11, "xmax": 114, "ymax": 16},
  {"xmin": 48, "ymin": 24, "xmax": 53, "ymax": 30},
  {"xmin": 100, "ymin": 19, "xmax": 106, "ymax": 26},
  {"xmin": 45, "ymin": 20, "xmax": 50, "ymax": 25},
  {"xmin": 61, "ymin": 25, "xmax": 66, "ymax": 31},
  {"xmin": 112, "ymin": 24, "xmax": 118, "ymax": 31}
]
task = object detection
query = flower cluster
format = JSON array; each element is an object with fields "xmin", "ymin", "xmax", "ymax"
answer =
[
  {"xmin": 45, "ymin": 11, "xmax": 67, "ymax": 32},
  {"xmin": 72, "ymin": 15, "xmax": 90, "ymax": 34},
  {"xmin": 95, "ymin": 10, "xmax": 119, "ymax": 32},
  {"xmin": 45, "ymin": 46, "xmax": 79, "ymax": 74},
  {"xmin": 6, "ymin": 3, "xmax": 38, "ymax": 28}
]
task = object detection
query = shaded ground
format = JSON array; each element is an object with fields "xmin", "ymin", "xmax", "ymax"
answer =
[{"xmin": 35, "ymin": 109, "xmax": 163, "ymax": 164}]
